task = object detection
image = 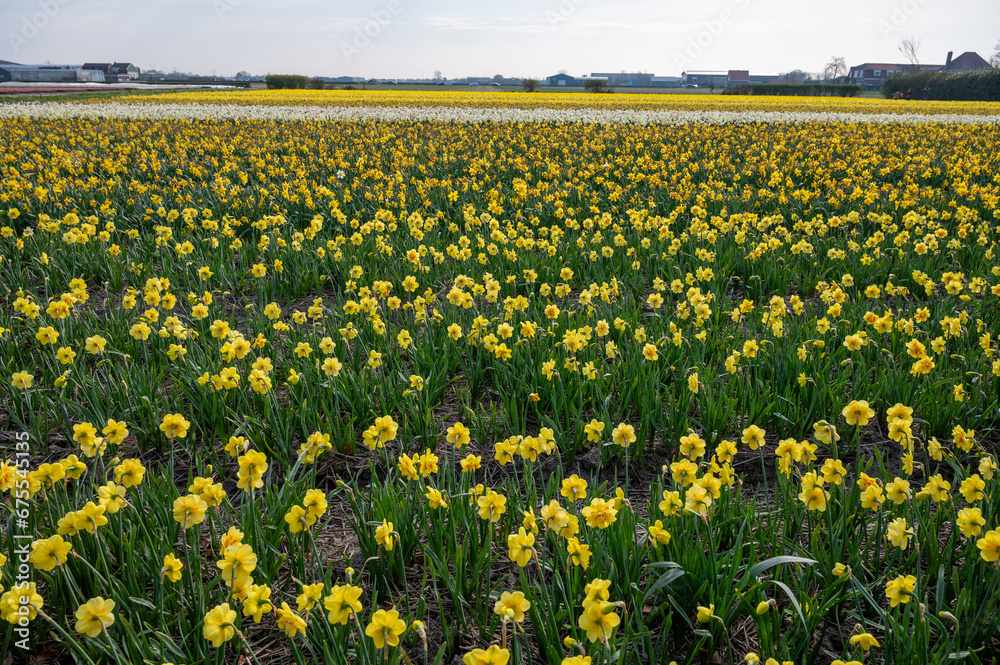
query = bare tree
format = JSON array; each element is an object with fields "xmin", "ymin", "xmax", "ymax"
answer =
[
  {"xmin": 991, "ymin": 39, "xmax": 1000, "ymax": 68},
  {"xmin": 822, "ymin": 57, "xmax": 846, "ymax": 82},
  {"xmin": 780, "ymin": 69, "xmax": 809, "ymax": 84},
  {"xmin": 433, "ymin": 70, "xmax": 443, "ymax": 80},
  {"xmin": 898, "ymin": 37, "xmax": 921, "ymax": 70}
]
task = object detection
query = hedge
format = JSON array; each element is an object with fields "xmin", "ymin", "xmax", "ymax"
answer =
[
  {"xmin": 723, "ymin": 83, "xmax": 861, "ymax": 97},
  {"xmin": 882, "ymin": 68, "xmax": 1000, "ymax": 101},
  {"xmin": 265, "ymin": 74, "xmax": 308, "ymax": 90}
]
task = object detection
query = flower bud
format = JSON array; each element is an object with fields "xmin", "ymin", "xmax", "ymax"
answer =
[{"xmin": 938, "ymin": 610, "xmax": 958, "ymax": 626}]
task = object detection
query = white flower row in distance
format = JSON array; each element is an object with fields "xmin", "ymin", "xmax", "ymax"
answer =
[{"xmin": 1, "ymin": 102, "xmax": 998, "ymax": 125}]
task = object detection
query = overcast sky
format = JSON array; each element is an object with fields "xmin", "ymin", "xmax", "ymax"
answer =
[{"xmin": 2, "ymin": 0, "xmax": 997, "ymax": 78}]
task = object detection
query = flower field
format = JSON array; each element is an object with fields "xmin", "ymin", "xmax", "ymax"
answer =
[
  {"xmin": 92, "ymin": 88, "xmax": 1000, "ymax": 116},
  {"xmin": 4, "ymin": 100, "xmax": 1000, "ymax": 127},
  {"xmin": 1, "ymin": 93, "xmax": 999, "ymax": 665}
]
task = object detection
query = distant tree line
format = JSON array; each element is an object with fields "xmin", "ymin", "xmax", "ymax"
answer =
[{"xmin": 265, "ymin": 74, "xmax": 308, "ymax": 90}]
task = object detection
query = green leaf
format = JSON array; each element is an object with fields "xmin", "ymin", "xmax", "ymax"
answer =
[
  {"xmin": 765, "ymin": 579, "xmax": 809, "ymax": 631},
  {"xmin": 936, "ymin": 565, "xmax": 946, "ymax": 614},
  {"xmin": 849, "ymin": 575, "xmax": 889, "ymax": 627},
  {"xmin": 643, "ymin": 567, "xmax": 686, "ymax": 605},
  {"xmin": 746, "ymin": 555, "xmax": 817, "ymax": 580}
]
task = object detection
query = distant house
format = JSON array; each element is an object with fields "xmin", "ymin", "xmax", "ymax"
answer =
[
  {"xmin": 83, "ymin": 62, "xmax": 140, "ymax": 81},
  {"xmin": 83, "ymin": 63, "xmax": 113, "ymax": 78},
  {"xmin": 945, "ymin": 51, "xmax": 990, "ymax": 72},
  {"xmin": 847, "ymin": 62, "xmax": 943, "ymax": 91},
  {"xmin": 112, "ymin": 63, "xmax": 140, "ymax": 79},
  {"xmin": 0, "ymin": 64, "xmax": 105, "ymax": 83},
  {"xmin": 846, "ymin": 51, "xmax": 984, "ymax": 92}
]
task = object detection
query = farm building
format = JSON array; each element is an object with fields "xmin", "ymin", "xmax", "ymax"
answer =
[
  {"xmin": 680, "ymin": 70, "xmax": 729, "ymax": 87},
  {"xmin": 83, "ymin": 63, "xmax": 141, "ymax": 81},
  {"xmin": 590, "ymin": 72, "xmax": 654, "ymax": 87},
  {"xmin": 544, "ymin": 73, "xmax": 614, "ymax": 87},
  {"xmin": 319, "ymin": 76, "xmax": 366, "ymax": 84},
  {"xmin": 747, "ymin": 71, "xmax": 780, "ymax": 84},
  {"xmin": 546, "ymin": 73, "xmax": 585, "ymax": 86},
  {"xmin": 650, "ymin": 76, "xmax": 683, "ymax": 87},
  {"xmin": 0, "ymin": 64, "xmax": 106, "ymax": 83},
  {"xmin": 680, "ymin": 70, "xmax": 779, "ymax": 88}
]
